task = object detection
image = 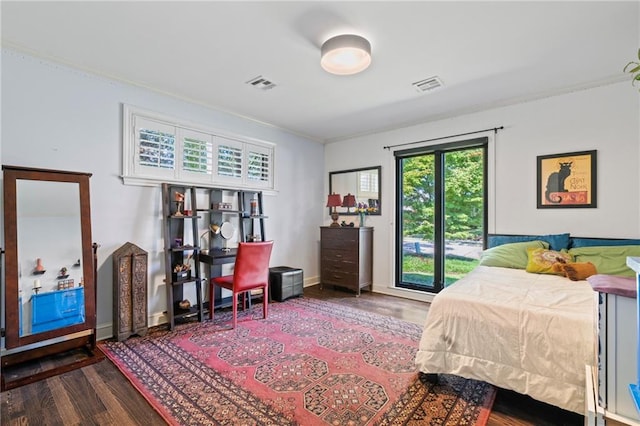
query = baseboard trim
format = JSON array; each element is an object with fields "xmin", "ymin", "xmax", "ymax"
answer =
[
  {"xmin": 304, "ymin": 276, "xmax": 320, "ymax": 287},
  {"xmin": 97, "ymin": 313, "xmax": 168, "ymax": 341},
  {"xmin": 98, "ymin": 274, "xmax": 435, "ymax": 342}
]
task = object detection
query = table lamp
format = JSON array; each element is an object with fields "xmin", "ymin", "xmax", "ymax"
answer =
[
  {"xmin": 326, "ymin": 193, "xmax": 342, "ymax": 227},
  {"xmin": 342, "ymin": 193, "xmax": 356, "ymax": 213}
]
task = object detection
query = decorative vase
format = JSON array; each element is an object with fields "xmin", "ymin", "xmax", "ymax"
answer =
[
  {"xmin": 359, "ymin": 213, "xmax": 366, "ymax": 227},
  {"xmin": 34, "ymin": 258, "xmax": 45, "ymax": 274}
]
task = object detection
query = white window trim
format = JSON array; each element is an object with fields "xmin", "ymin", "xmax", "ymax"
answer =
[{"xmin": 122, "ymin": 104, "xmax": 277, "ymax": 193}]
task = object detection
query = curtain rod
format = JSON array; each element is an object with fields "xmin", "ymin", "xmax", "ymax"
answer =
[{"xmin": 383, "ymin": 126, "xmax": 504, "ymax": 150}]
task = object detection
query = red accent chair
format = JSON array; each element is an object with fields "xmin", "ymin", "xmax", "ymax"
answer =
[{"xmin": 210, "ymin": 241, "xmax": 273, "ymax": 328}]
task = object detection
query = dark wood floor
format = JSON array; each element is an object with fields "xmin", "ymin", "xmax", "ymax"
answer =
[{"xmin": 1, "ymin": 284, "xmax": 584, "ymax": 426}]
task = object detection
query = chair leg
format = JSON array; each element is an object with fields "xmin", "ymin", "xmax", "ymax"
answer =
[
  {"xmin": 209, "ymin": 280, "xmax": 215, "ymax": 320},
  {"xmin": 263, "ymin": 286, "xmax": 268, "ymax": 320},
  {"xmin": 232, "ymin": 291, "xmax": 238, "ymax": 329}
]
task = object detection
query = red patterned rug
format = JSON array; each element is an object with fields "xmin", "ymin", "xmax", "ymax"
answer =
[{"xmin": 100, "ymin": 298, "xmax": 495, "ymax": 425}]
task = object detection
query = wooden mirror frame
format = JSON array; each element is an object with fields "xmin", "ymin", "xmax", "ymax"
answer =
[
  {"xmin": 329, "ymin": 166, "xmax": 381, "ymax": 216},
  {"xmin": 2, "ymin": 166, "xmax": 98, "ymax": 390}
]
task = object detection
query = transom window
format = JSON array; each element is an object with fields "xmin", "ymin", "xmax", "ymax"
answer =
[
  {"xmin": 183, "ymin": 135, "xmax": 212, "ymax": 174},
  {"xmin": 122, "ymin": 105, "xmax": 275, "ymax": 190},
  {"xmin": 139, "ymin": 128, "xmax": 175, "ymax": 170}
]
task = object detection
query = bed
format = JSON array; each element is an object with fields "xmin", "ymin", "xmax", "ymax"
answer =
[{"xmin": 414, "ymin": 234, "xmax": 640, "ymax": 414}]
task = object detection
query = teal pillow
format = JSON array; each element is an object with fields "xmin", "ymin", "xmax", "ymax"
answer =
[
  {"xmin": 568, "ymin": 245, "xmax": 640, "ymax": 277},
  {"xmin": 479, "ymin": 240, "xmax": 549, "ymax": 269},
  {"xmin": 569, "ymin": 237, "xmax": 640, "ymax": 248},
  {"xmin": 488, "ymin": 233, "xmax": 570, "ymax": 251}
]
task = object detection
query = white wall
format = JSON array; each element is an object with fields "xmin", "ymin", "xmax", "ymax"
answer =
[
  {"xmin": 3, "ymin": 46, "xmax": 640, "ymax": 335},
  {"xmin": 325, "ymin": 82, "xmax": 640, "ymax": 302},
  {"xmin": 1, "ymin": 49, "xmax": 325, "ymax": 339}
]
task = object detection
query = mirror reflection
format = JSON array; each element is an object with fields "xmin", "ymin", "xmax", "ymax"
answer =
[
  {"xmin": 16, "ymin": 180, "xmax": 85, "ymax": 337},
  {"xmin": 329, "ymin": 166, "xmax": 381, "ymax": 215}
]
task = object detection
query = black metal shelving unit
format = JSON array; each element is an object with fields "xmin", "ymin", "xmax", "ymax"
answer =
[
  {"xmin": 161, "ymin": 184, "xmax": 267, "ymax": 329},
  {"xmin": 161, "ymin": 184, "xmax": 203, "ymax": 329}
]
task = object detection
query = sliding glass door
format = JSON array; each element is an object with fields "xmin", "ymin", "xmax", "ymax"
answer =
[{"xmin": 395, "ymin": 138, "xmax": 487, "ymax": 293}]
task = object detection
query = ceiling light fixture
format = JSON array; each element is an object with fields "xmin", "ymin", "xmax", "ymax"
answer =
[{"xmin": 321, "ymin": 34, "xmax": 371, "ymax": 75}]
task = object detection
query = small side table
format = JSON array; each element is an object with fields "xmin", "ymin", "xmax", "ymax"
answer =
[{"xmin": 269, "ymin": 266, "xmax": 303, "ymax": 302}]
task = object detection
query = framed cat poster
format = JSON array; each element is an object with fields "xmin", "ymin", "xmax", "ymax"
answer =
[{"xmin": 537, "ymin": 150, "xmax": 597, "ymax": 208}]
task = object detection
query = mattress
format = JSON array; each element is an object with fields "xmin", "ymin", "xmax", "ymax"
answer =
[{"xmin": 415, "ymin": 265, "xmax": 596, "ymax": 414}]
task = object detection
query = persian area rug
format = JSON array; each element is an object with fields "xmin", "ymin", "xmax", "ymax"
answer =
[{"xmin": 100, "ymin": 298, "xmax": 495, "ymax": 426}]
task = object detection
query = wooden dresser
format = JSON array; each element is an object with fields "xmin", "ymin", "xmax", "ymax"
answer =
[{"xmin": 320, "ymin": 226, "xmax": 373, "ymax": 296}]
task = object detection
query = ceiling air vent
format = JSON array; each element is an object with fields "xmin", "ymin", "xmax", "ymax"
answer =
[
  {"xmin": 412, "ymin": 76, "xmax": 443, "ymax": 93},
  {"xmin": 246, "ymin": 76, "xmax": 276, "ymax": 91}
]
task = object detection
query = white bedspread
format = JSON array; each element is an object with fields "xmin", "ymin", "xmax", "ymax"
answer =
[{"xmin": 415, "ymin": 265, "xmax": 596, "ymax": 414}]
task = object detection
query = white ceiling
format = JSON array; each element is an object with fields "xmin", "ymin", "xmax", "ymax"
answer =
[{"xmin": 2, "ymin": 1, "xmax": 638, "ymax": 143}]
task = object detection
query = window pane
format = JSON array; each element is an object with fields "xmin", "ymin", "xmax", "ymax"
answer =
[
  {"xmin": 183, "ymin": 136, "xmax": 212, "ymax": 174},
  {"xmin": 443, "ymin": 149, "xmax": 483, "ymax": 286},
  {"xmin": 400, "ymin": 155, "xmax": 436, "ymax": 290},
  {"xmin": 247, "ymin": 150, "xmax": 270, "ymax": 182},
  {"xmin": 217, "ymin": 144, "xmax": 242, "ymax": 178},
  {"xmin": 139, "ymin": 128, "xmax": 175, "ymax": 169}
]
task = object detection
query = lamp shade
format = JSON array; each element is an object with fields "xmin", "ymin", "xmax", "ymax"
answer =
[
  {"xmin": 342, "ymin": 193, "xmax": 356, "ymax": 208},
  {"xmin": 321, "ymin": 34, "xmax": 371, "ymax": 75},
  {"xmin": 326, "ymin": 193, "xmax": 342, "ymax": 208}
]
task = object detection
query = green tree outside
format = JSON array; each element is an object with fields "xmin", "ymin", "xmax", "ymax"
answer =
[{"xmin": 401, "ymin": 148, "xmax": 484, "ymax": 285}]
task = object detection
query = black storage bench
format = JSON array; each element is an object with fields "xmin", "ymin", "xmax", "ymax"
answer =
[{"xmin": 269, "ymin": 266, "xmax": 303, "ymax": 302}]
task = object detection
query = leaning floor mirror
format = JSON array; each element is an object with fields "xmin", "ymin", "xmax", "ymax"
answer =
[{"xmin": 1, "ymin": 165, "xmax": 100, "ymax": 390}]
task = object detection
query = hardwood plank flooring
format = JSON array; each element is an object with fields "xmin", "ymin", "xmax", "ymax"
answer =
[
  {"xmin": 1, "ymin": 352, "xmax": 165, "ymax": 425},
  {"xmin": 1, "ymin": 285, "xmax": 586, "ymax": 425}
]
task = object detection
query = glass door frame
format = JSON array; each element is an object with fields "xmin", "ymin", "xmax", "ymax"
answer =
[{"xmin": 394, "ymin": 138, "xmax": 488, "ymax": 293}]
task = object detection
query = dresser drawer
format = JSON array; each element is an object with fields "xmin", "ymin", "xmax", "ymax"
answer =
[
  {"xmin": 321, "ymin": 237, "xmax": 359, "ymax": 250},
  {"xmin": 321, "ymin": 250, "xmax": 358, "ymax": 265},
  {"xmin": 321, "ymin": 257, "xmax": 357, "ymax": 274},
  {"xmin": 321, "ymin": 268, "xmax": 359, "ymax": 286},
  {"xmin": 320, "ymin": 228, "xmax": 359, "ymax": 247}
]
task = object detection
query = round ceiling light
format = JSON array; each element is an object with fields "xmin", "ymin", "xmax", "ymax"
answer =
[{"xmin": 321, "ymin": 34, "xmax": 371, "ymax": 75}]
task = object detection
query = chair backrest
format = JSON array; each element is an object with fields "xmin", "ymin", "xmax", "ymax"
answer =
[{"xmin": 232, "ymin": 241, "xmax": 274, "ymax": 292}]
